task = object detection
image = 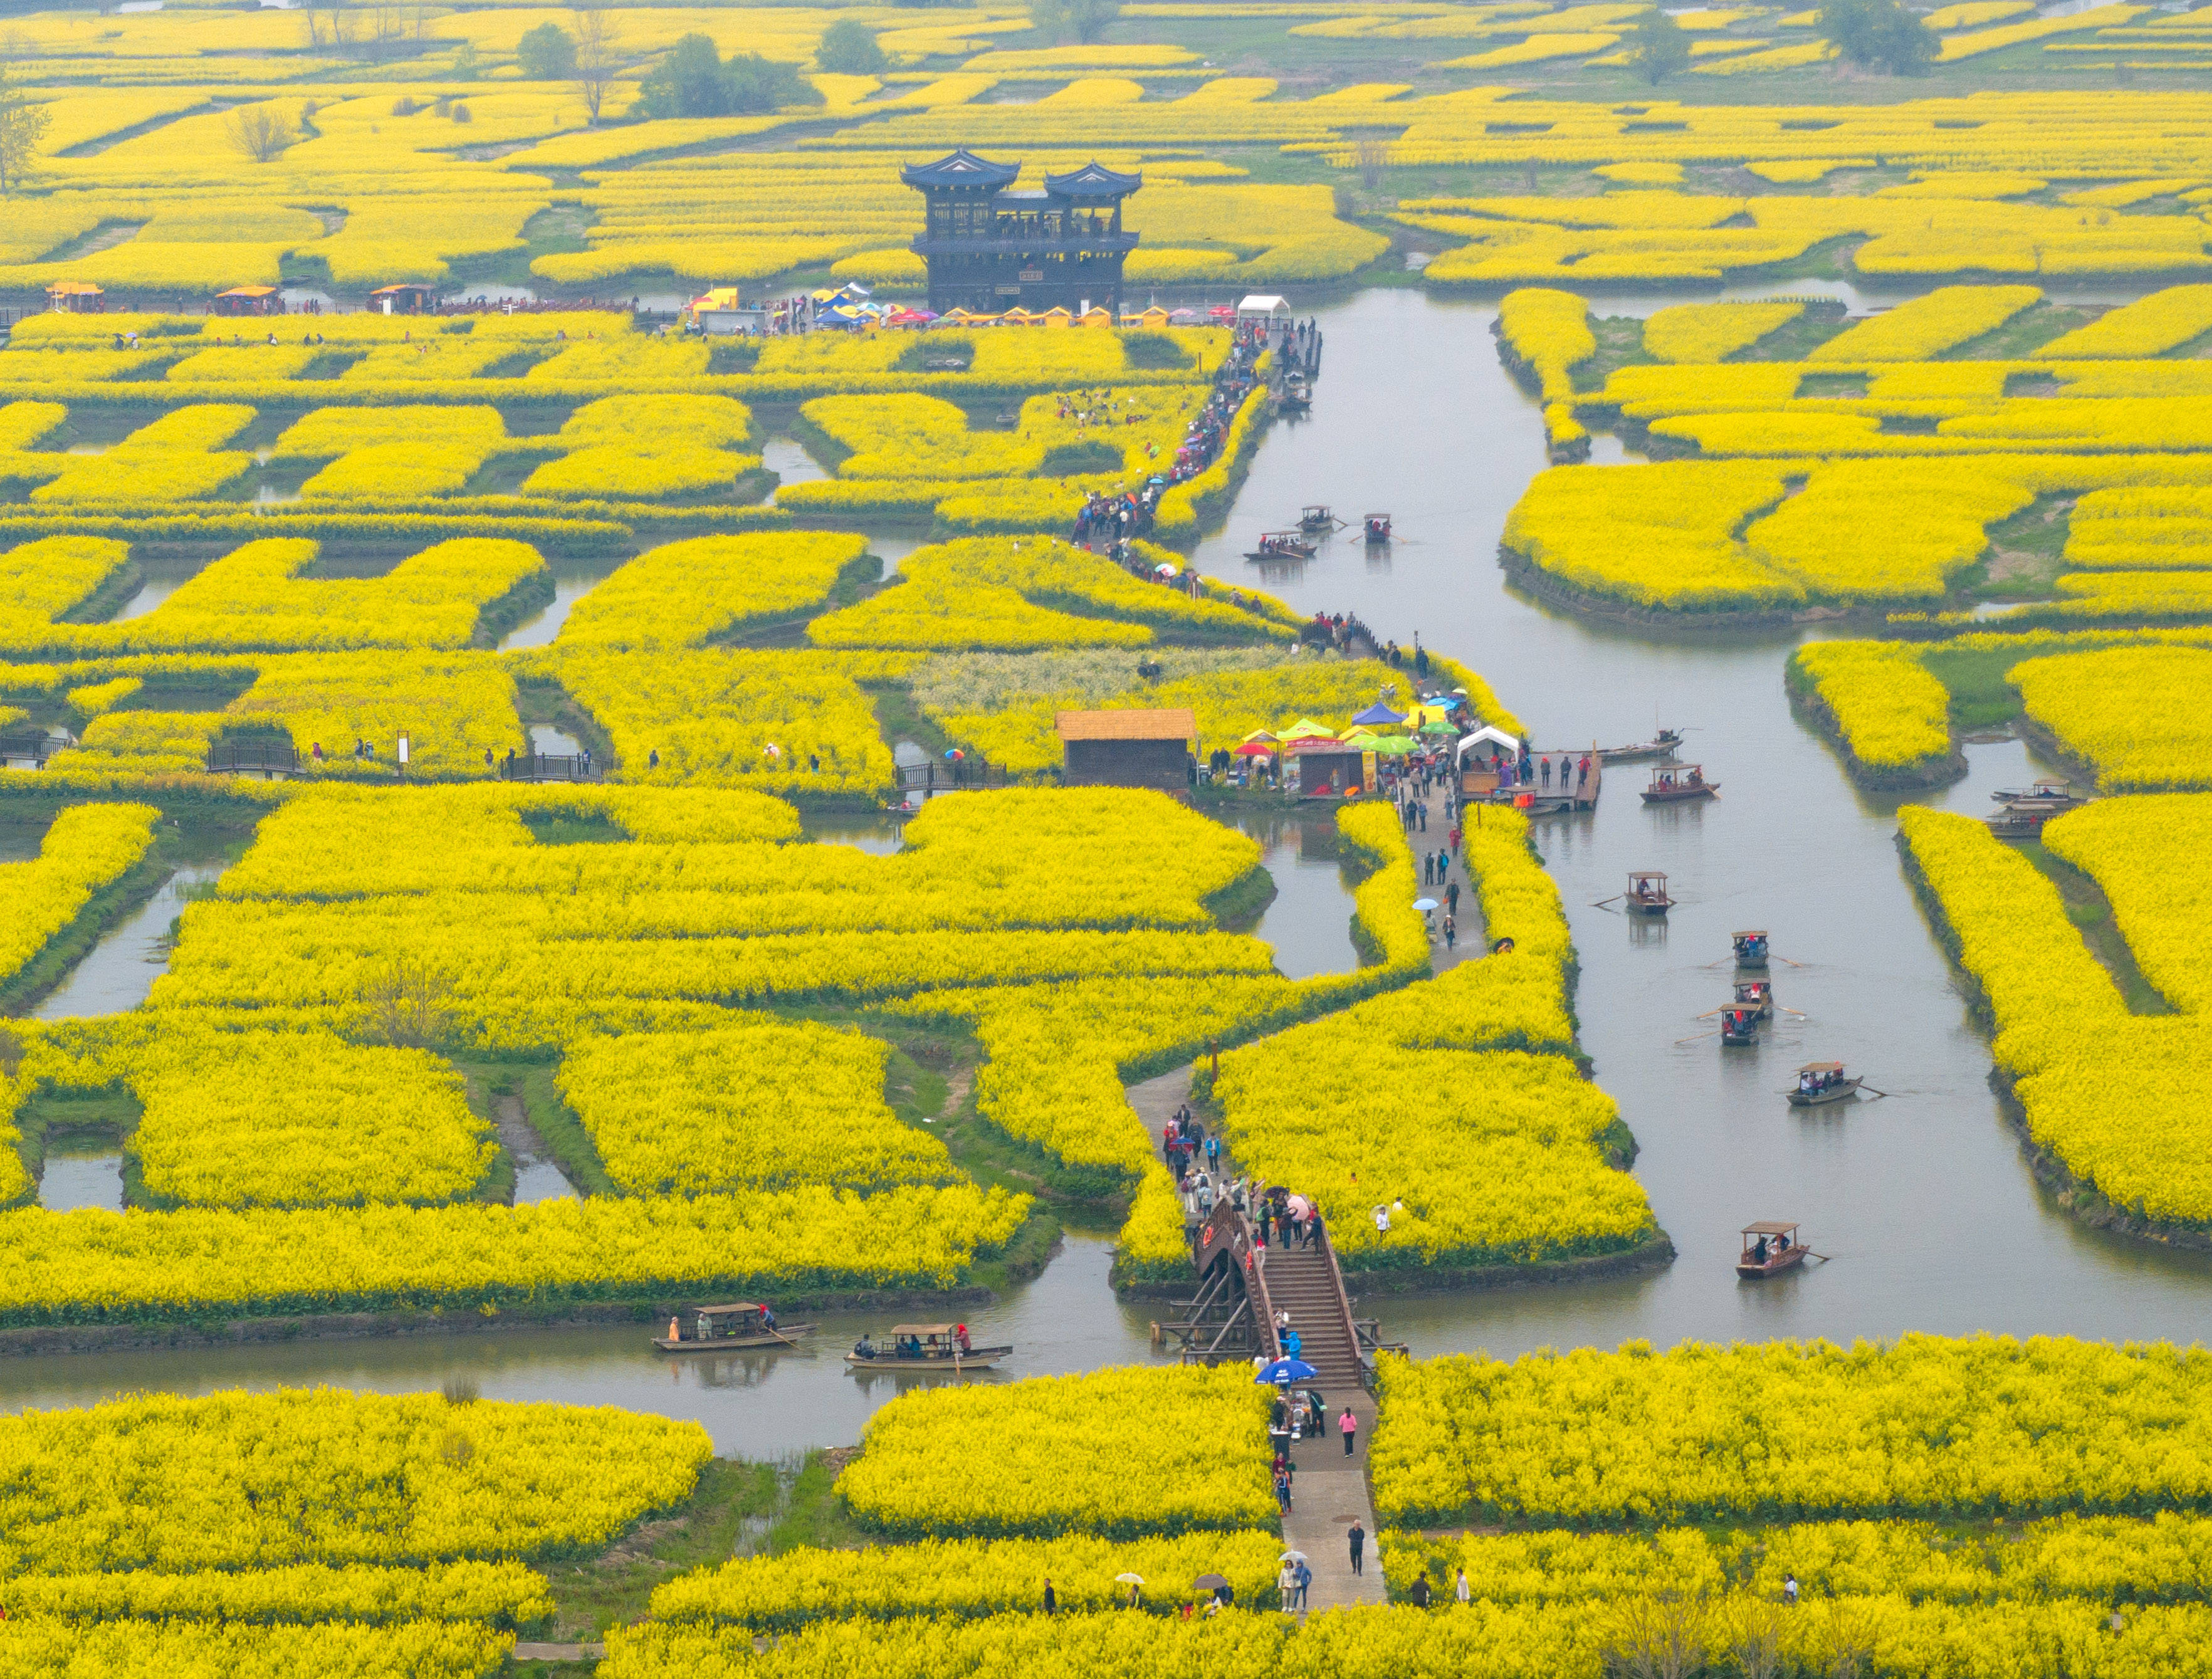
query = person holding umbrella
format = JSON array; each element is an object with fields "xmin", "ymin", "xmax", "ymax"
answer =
[{"xmin": 1114, "ymin": 1572, "xmax": 1143, "ymax": 1609}]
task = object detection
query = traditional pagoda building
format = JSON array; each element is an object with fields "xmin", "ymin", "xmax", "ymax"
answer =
[{"xmin": 901, "ymin": 149, "xmax": 1141, "ymax": 316}]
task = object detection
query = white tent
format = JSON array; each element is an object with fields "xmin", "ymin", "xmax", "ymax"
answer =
[
  {"xmin": 1458, "ymin": 726, "xmax": 1519, "ymax": 759},
  {"xmin": 1237, "ymin": 295, "xmax": 1292, "ymax": 321}
]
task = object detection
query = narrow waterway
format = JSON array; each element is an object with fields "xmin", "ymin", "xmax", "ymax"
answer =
[
  {"xmin": 1192, "ymin": 288, "xmax": 2212, "ymax": 1356},
  {"xmin": 33, "ymin": 864, "xmax": 223, "ymax": 1020},
  {"xmin": 1225, "ymin": 812, "xmax": 1362, "ymax": 981},
  {"xmin": 7, "ymin": 289, "xmax": 2205, "ymax": 1449}
]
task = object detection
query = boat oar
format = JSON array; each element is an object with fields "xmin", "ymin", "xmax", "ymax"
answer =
[
  {"xmin": 1805, "ymin": 1251, "xmax": 1836, "ymax": 1262},
  {"xmin": 1675, "ymin": 1031, "xmax": 1718, "ymax": 1045},
  {"xmin": 1590, "ymin": 896, "xmax": 1622, "ymax": 909},
  {"xmin": 1858, "ymin": 1085, "xmax": 1895, "ymax": 1100}
]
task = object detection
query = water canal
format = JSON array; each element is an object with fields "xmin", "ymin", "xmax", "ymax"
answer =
[{"xmin": 5, "ymin": 289, "xmax": 2204, "ymax": 1452}]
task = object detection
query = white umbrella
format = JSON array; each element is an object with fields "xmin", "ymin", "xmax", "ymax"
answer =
[
  {"xmin": 1114, "ymin": 1572, "xmax": 1145, "ymax": 1585},
  {"xmin": 1279, "ymin": 1550, "xmax": 1307, "ymax": 1564},
  {"xmin": 1155, "ymin": 561, "xmax": 1178, "ymax": 575},
  {"xmin": 1413, "ymin": 897, "xmax": 1439, "ymax": 911}
]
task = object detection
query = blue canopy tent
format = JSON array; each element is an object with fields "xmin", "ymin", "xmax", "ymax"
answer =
[{"xmin": 1350, "ymin": 702, "xmax": 1406, "ymax": 726}]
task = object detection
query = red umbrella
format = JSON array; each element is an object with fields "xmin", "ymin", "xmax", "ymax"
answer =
[{"xmin": 1233, "ymin": 741, "xmax": 1276, "ymax": 757}]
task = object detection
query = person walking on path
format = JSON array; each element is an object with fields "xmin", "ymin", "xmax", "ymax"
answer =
[
  {"xmin": 1447, "ymin": 879, "xmax": 1459, "ymax": 918},
  {"xmin": 1293, "ymin": 1559, "xmax": 1311, "ymax": 1610},
  {"xmin": 1277, "ymin": 1561, "xmax": 1295, "ymax": 1612},
  {"xmin": 1347, "ymin": 1520, "xmax": 1366, "ymax": 1576},
  {"xmin": 1339, "ymin": 1405, "xmax": 1358, "ymax": 1457},
  {"xmin": 1449, "ymin": 822, "xmax": 1460, "ymax": 858}
]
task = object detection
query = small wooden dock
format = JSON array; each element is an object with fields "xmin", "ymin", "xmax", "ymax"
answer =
[{"xmin": 1465, "ymin": 749, "xmax": 1600, "ymax": 813}]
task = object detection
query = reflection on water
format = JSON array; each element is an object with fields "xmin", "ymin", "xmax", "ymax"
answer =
[
  {"xmin": 802, "ymin": 815, "xmax": 904, "ymax": 855},
  {"xmin": 113, "ymin": 578, "xmax": 181, "ymax": 621},
  {"xmin": 498, "ymin": 570, "xmax": 607, "ymax": 649},
  {"xmin": 0, "ymin": 1234, "xmax": 1165, "ymax": 1455},
  {"xmin": 873, "ymin": 536, "xmax": 925, "ymax": 575},
  {"xmin": 529, "ymin": 724, "xmax": 584, "ymax": 755},
  {"xmin": 1224, "ymin": 812, "xmax": 1360, "ymax": 980},
  {"xmin": 38, "ymin": 1151, "xmax": 124, "ymax": 1213},
  {"xmin": 33, "ymin": 865, "xmax": 223, "ymax": 1021},
  {"xmin": 513, "ymin": 1161, "xmax": 577, "ymax": 1203},
  {"xmin": 763, "ymin": 437, "xmax": 829, "ymax": 501}
]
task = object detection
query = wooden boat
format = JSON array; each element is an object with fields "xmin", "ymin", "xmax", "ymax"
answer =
[
  {"xmin": 845, "ymin": 1322, "xmax": 1012, "ymax": 1372},
  {"xmin": 1597, "ymin": 728, "xmax": 1683, "ymax": 764},
  {"xmin": 1788, "ymin": 1060, "xmax": 1862, "ymax": 1107},
  {"xmin": 1362, "ymin": 513, "xmax": 1392, "ymax": 543},
  {"xmin": 1642, "ymin": 763, "xmax": 1717, "ymax": 803},
  {"xmin": 1986, "ymin": 805, "xmax": 2058, "ymax": 837},
  {"xmin": 1624, "ymin": 870, "xmax": 1672, "ymax": 916},
  {"xmin": 654, "ymin": 1302, "xmax": 815, "ymax": 1353},
  {"xmin": 1738, "ymin": 1220, "xmax": 1809, "ymax": 1278},
  {"xmin": 1991, "ymin": 777, "xmax": 2083, "ymax": 811},
  {"xmin": 1732, "ymin": 929, "xmax": 1769, "ymax": 970},
  {"xmin": 1733, "ymin": 979, "xmax": 1773, "ymax": 1020},
  {"xmin": 1277, "ymin": 384, "xmax": 1313, "ymax": 414},
  {"xmin": 1720, "ymin": 1004, "xmax": 1760, "ymax": 1047},
  {"xmin": 1297, "ymin": 504, "xmax": 1339, "ymax": 532},
  {"xmin": 1245, "ymin": 531, "xmax": 1317, "ymax": 562}
]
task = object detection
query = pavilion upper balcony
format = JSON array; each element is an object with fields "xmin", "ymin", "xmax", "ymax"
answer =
[{"xmin": 909, "ymin": 233, "xmax": 1141, "ymax": 257}]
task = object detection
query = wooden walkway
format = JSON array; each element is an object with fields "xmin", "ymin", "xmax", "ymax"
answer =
[
  {"xmin": 1402, "ymin": 778, "xmax": 1482, "ymax": 974},
  {"xmin": 1123, "ymin": 1065, "xmax": 1388, "ymax": 1614}
]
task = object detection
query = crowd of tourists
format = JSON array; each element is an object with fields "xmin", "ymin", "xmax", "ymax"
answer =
[
  {"xmin": 1068, "ymin": 317, "xmax": 1269, "ymax": 552},
  {"xmin": 1267, "ymin": 316, "xmax": 1323, "ymax": 375},
  {"xmin": 1476, "ymin": 742, "xmax": 1591, "ymax": 795}
]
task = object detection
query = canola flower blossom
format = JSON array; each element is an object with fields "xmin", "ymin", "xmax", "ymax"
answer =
[
  {"xmin": 837, "ymin": 1366, "xmax": 1274, "ymax": 1540},
  {"xmin": 0, "ymin": 1388, "xmax": 710, "ymax": 1572},
  {"xmin": 1373, "ymin": 1333, "xmax": 2212, "ymax": 1530}
]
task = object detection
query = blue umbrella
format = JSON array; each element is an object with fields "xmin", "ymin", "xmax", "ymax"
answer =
[{"xmin": 1257, "ymin": 1358, "xmax": 1319, "ymax": 1384}]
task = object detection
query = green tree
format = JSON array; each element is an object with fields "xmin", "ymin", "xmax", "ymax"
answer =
[
  {"xmin": 1627, "ymin": 9, "xmax": 1691, "ymax": 85},
  {"xmin": 0, "ymin": 66, "xmax": 50, "ymax": 196},
  {"xmin": 723, "ymin": 51, "xmax": 824, "ymax": 113},
  {"xmin": 636, "ymin": 34, "xmax": 821, "ymax": 117},
  {"xmin": 1821, "ymin": 0, "xmax": 1937, "ymax": 74},
  {"xmin": 817, "ymin": 17, "xmax": 888, "ymax": 74},
  {"xmin": 1029, "ymin": 0, "xmax": 1123, "ymax": 45},
  {"xmin": 637, "ymin": 33, "xmax": 732, "ymax": 117},
  {"xmin": 516, "ymin": 21, "xmax": 577, "ymax": 80}
]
